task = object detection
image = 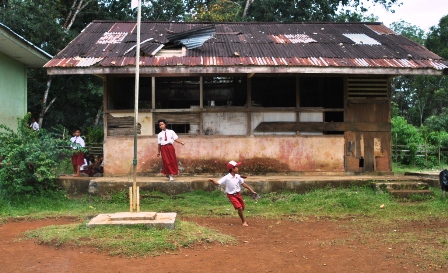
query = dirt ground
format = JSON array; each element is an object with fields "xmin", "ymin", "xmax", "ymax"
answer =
[{"xmin": 0, "ymin": 216, "xmax": 445, "ymax": 273}]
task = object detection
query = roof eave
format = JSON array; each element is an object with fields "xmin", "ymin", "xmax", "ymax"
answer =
[
  {"xmin": 46, "ymin": 66, "xmax": 448, "ymax": 77},
  {"xmin": 0, "ymin": 23, "xmax": 52, "ymax": 68}
]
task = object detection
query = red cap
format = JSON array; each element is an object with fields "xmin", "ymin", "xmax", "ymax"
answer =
[{"xmin": 227, "ymin": 160, "xmax": 242, "ymax": 171}]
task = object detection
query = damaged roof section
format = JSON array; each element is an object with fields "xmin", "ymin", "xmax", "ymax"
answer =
[
  {"xmin": 45, "ymin": 21, "xmax": 448, "ymax": 73},
  {"xmin": 166, "ymin": 25, "xmax": 215, "ymax": 49},
  {"xmin": 122, "ymin": 25, "xmax": 215, "ymax": 56}
]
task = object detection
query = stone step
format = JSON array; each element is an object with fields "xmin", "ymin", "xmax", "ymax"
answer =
[
  {"xmin": 387, "ymin": 190, "xmax": 434, "ymax": 199},
  {"xmin": 371, "ymin": 182, "xmax": 430, "ymax": 191}
]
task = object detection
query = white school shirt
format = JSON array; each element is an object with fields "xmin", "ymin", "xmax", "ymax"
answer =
[
  {"xmin": 80, "ymin": 159, "xmax": 88, "ymax": 170},
  {"xmin": 157, "ymin": 129, "xmax": 178, "ymax": 145},
  {"xmin": 217, "ymin": 173, "xmax": 245, "ymax": 194},
  {"xmin": 30, "ymin": 122, "xmax": 39, "ymax": 131},
  {"xmin": 70, "ymin": 136, "xmax": 85, "ymax": 149}
]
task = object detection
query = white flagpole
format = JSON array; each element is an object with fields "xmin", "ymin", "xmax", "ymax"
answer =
[{"xmin": 132, "ymin": 0, "xmax": 142, "ymax": 212}]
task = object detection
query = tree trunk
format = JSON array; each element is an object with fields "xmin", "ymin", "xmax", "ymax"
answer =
[
  {"xmin": 39, "ymin": 0, "xmax": 94, "ymax": 126},
  {"xmin": 38, "ymin": 77, "xmax": 56, "ymax": 128},
  {"xmin": 64, "ymin": 0, "xmax": 94, "ymax": 32},
  {"xmin": 243, "ymin": 0, "xmax": 254, "ymax": 18},
  {"xmin": 94, "ymin": 105, "xmax": 103, "ymax": 126}
]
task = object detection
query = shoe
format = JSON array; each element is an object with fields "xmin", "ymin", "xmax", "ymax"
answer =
[{"xmin": 169, "ymin": 175, "xmax": 174, "ymax": 181}]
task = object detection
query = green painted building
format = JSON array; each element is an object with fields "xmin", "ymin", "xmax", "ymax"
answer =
[{"xmin": 0, "ymin": 23, "xmax": 51, "ymax": 131}]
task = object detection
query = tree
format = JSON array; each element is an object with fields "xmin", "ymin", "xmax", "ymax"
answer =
[
  {"xmin": 241, "ymin": 0, "xmax": 399, "ymax": 22},
  {"xmin": 190, "ymin": 0, "xmax": 241, "ymax": 22},
  {"xmin": 425, "ymin": 109, "xmax": 448, "ymax": 133},
  {"xmin": 390, "ymin": 18, "xmax": 448, "ymax": 127},
  {"xmin": 426, "ymin": 15, "xmax": 448, "ymax": 59},
  {"xmin": 390, "ymin": 20, "xmax": 426, "ymax": 45},
  {"xmin": 185, "ymin": 0, "xmax": 399, "ymax": 22},
  {"xmin": 63, "ymin": 0, "xmax": 95, "ymax": 32}
]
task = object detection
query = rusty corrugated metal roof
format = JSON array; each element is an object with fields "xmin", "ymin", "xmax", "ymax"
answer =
[{"xmin": 45, "ymin": 21, "xmax": 448, "ymax": 74}]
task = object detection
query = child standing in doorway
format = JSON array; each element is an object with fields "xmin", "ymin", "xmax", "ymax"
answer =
[
  {"xmin": 70, "ymin": 129, "xmax": 85, "ymax": 177},
  {"xmin": 156, "ymin": 119, "xmax": 184, "ymax": 181},
  {"xmin": 208, "ymin": 160, "xmax": 257, "ymax": 226}
]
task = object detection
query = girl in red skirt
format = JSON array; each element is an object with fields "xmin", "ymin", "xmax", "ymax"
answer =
[{"xmin": 156, "ymin": 119, "xmax": 184, "ymax": 181}]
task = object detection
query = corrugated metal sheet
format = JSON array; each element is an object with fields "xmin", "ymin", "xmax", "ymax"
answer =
[
  {"xmin": 44, "ymin": 21, "xmax": 448, "ymax": 71},
  {"xmin": 166, "ymin": 25, "xmax": 215, "ymax": 49}
]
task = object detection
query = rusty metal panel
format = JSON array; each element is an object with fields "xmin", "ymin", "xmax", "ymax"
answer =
[
  {"xmin": 365, "ymin": 24, "xmax": 396, "ymax": 35},
  {"xmin": 346, "ymin": 101, "xmax": 390, "ymax": 123}
]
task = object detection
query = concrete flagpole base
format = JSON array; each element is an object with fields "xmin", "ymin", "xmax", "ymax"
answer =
[{"xmin": 87, "ymin": 212, "xmax": 177, "ymax": 229}]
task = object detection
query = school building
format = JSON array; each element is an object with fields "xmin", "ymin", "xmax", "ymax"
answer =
[{"xmin": 44, "ymin": 21, "xmax": 448, "ymax": 176}]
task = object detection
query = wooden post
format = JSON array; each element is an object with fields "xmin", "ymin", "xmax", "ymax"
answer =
[
  {"xmin": 200, "ymin": 76, "xmax": 203, "ymax": 135},
  {"xmin": 136, "ymin": 186, "xmax": 140, "ymax": 212},
  {"xmin": 129, "ymin": 187, "xmax": 133, "ymax": 212},
  {"xmin": 247, "ymin": 75, "xmax": 252, "ymax": 136},
  {"xmin": 152, "ymin": 77, "xmax": 155, "ymax": 110}
]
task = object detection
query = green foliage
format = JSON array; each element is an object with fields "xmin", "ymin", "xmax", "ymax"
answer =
[
  {"xmin": 392, "ymin": 116, "xmax": 422, "ymax": 146},
  {"xmin": 390, "ymin": 17, "xmax": 448, "ymax": 131},
  {"xmin": 425, "ymin": 104, "xmax": 448, "ymax": 133},
  {"xmin": 190, "ymin": 0, "xmax": 242, "ymax": 22},
  {"xmin": 184, "ymin": 0, "xmax": 400, "ymax": 22},
  {"xmin": 84, "ymin": 125, "xmax": 104, "ymax": 145},
  {"xmin": 0, "ymin": 115, "xmax": 70, "ymax": 195},
  {"xmin": 426, "ymin": 15, "xmax": 448, "ymax": 59},
  {"xmin": 390, "ymin": 20, "xmax": 426, "ymax": 44},
  {"xmin": 392, "ymin": 115, "xmax": 448, "ymax": 166}
]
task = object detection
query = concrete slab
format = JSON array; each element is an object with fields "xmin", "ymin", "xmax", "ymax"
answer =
[
  {"xmin": 109, "ymin": 212, "xmax": 157, "ymax": 221},
  {"xmin": 87, "ymin": 212, "xmax": 177, "ymax": 229},
  {"xmin": 371, "ymin": 181, "xmax": 430, "ymax": 191},
  {"xmin": 388, "ymin": 190, "xmax": 434, "ymax": 199}
]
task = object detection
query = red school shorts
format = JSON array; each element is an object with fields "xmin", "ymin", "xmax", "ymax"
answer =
[{"xmin": 227, "ymin": 192, "xmax": 245, "ymax": 210}]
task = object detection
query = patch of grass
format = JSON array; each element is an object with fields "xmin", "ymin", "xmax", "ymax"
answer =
[
  {"xmin": 24, "ymin": 220, "xmax": 236, "ymax": 257},
  {"xmin": 3, "ymin": 186, "xmax": 448, "ymax": 222},
  {"xmin": 392, "ymin": 162, "xmax": 448, "ymax": 174}
]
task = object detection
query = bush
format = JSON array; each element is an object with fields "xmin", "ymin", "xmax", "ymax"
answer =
[{"xmin": 0, "ymin": 115, "xmax": 71, "ymax": 195}]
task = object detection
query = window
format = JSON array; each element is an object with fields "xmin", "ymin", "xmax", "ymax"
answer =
[
  {"xmin": 155, "ymin": 77, "xmax": 200, "ymax": 109},
  {"xmin": 299, "ymin": 77, "xmax": 343, "ymax": 108},
  {"xmin": 251, "ymin": 77, "xmax": 296, "ymax": 107},
  {"xmin": 107, "ymin": 77, "xmax": 153, "ymax": 110},
  {"xmin": 203, "ymin": 77, "xmax": 247, "ymax": 107}
]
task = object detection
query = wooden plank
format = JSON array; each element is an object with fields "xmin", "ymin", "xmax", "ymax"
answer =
[
  {"xmin": 254, "ymin": 122, "xmax": 391, "ymax": 132},
  {"xmin": 153, "ymin": 113, "xmax": 200, "ymax": 124}
]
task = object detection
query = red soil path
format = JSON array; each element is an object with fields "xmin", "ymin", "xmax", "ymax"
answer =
[{"xmin": 0, "ymin": 217, "xmax": 444, "ymax": 273}]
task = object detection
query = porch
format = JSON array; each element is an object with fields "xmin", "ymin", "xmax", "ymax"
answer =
[{"xmin": 56, "ymin": 172, "xmax": 440, "ymax": 197}]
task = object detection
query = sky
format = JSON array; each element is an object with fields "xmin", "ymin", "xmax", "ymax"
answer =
[{"xmin": 365, "ymin": 0, "xmax": 448, "ymax": 32}]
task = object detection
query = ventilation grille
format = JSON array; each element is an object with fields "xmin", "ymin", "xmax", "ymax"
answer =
[{"xmin": 347, "ymin": 77, "xmax": 388, "ymax": 99}]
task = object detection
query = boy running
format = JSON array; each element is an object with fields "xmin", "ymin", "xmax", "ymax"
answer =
[{"xmin": 208, "ymin": 160, "xmax": 256, "ymax": 226}]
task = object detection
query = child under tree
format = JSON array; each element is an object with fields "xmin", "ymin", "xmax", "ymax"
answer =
[{"xmin": 208, "ymin": 160, "xmax": 257, "ymax": 226}]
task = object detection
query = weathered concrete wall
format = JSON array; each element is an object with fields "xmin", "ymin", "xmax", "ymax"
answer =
[
  {"xmin": 203, "ymin": 112, "xmax": 247, "ymax": 135},
  {"xmin": 103, "ymin": 135, "xmax": 344, "ymax": 176}
]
